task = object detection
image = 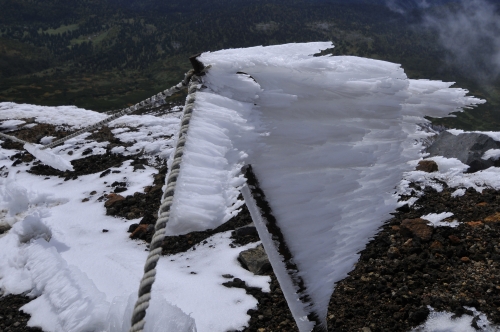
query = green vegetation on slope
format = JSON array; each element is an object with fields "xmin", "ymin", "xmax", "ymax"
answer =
[{"xmin": 0, "ymin": 0, "xmax": 498, "ymax": 130}]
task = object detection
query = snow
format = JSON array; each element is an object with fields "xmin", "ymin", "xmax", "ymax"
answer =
[
  {"xmin": 483, "ymin": 149, "xmax": 500, "ymax": 161},
  {"xmin": 0, "ymin": 119, "xmax": 26, "ymax": 129},
  {"xmin": 0, "ymin": 103, "xmax": 106, "ymax": 129},
  {"xmin": 400, "ymin": 156, "xmax": 500, "ymax": 195},
  {"xmin": 421, "ymin": 212, "xmax": 459, "ymax": 227},
  {"xmin": 447, "ymin": 128, "xmax": 500, "ymax": 142},
  {"xmin": 0, "ymin": 41, "xmax": 493, "ymax": 331},
  {"xmin": 0, "ymin": 102, "xmax": 270, "ymax": 332},
  {"xmin": 452, "ymin": 188, "xmax": 466, "ymax": 197},
  {"xmin": 413, "ymin": 306, "xmax": 500, "ymax": 332}
]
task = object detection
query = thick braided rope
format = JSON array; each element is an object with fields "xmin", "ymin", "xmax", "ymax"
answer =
[
  {"xmin": 40, "ymin": 70, "xmax": 195, "ymax": 150},
  {"xmin": 0, "ymin": 132, "xmax": 30, "ymax": 145},
  {"xmin": 129, "ymin": 75, "xmax": 202, "ymax": 332}
]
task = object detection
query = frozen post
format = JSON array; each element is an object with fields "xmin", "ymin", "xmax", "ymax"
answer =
[{"xmin": 241, "ymin": 165, "xmax": 327, "ymax": 332}]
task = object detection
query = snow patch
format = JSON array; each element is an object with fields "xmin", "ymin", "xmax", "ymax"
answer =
[
  {"xmin": 421, "ymin": 212, "xmax": 458, "ymax": 228},
  {"xmin": 483, "ymin": 149, "xmax": 500, "ymax": 161},
  {"xmin": 413, "ymin": 306, "xmax": 500, "ymax": 332}
]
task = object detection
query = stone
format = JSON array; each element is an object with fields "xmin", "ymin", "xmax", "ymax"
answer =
[
  {"xmin": 233, "ymin": 223, "xmax": 257, "ymax": 237},
  {"xmin": 461, "ymin": 257, "xmax": 470, "ymax": 263},
  {"xmin": 129, "ymin": 224, "xmax": 153, "ymax": 240},
  {"xmin": 416, "ymin": 160, "xmax": 438, "ymax": 173},
  {"xmin": 128, "ymin": 223, "xmax": 139, "ymax": 233},
  {"xmin": 466, "ymin": 221, "xmax": 484, "ymax": 227},
  {"xmin": 114, "ymin": 187, "xmax": 127, "ymax": 193},
  {"xmin": 362, "ymin": 327, "xmax": 372, "ymax": 332},
  {"xmin": 448, "ymin": 235, "xmax": 461, "ymax": 245},
  {"xmin": 238, "ymin": 244, "xmax": 271, "ymax": 275},
  {"xmin": 400, "ymin": 218, "xmax": 433, "ymax": 241},
  {"xmin": 81, "ymin": 197, "xmax": 89, "ymax": 202},
  {"xmin": 427, "ymin": 131, "xmax": 500, "ymax": 173},
  {"xmin": 409, "ymin": 306, "xmax": 430, "ymax": 325},
  {"xmin": 430, "ymin": 240, "xmax": 443, "ymax": 249},
  {"xmin": 104, "ymin": 193, "xmax": 125, "ymax": 208},
  {"xmin": 485, "ymin": 213, "xmax": 500, "ymax": 223},
  {"xmin": 387, "ymin": 246, "xmax": 400, "ymax": 259}
]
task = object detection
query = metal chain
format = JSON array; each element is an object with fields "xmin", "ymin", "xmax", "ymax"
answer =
[
  {"xmin": 129, "ymin": 74, "xmax": 202, "ymax": 332},
  {"xmin": 40, "ymin": 70, "xmax": 195, "ymax": 150}
]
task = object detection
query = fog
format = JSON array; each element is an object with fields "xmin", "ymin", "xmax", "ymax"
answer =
[{"xmin": 388, "ymin": 0, "xmax": 500, "ymax": 83}]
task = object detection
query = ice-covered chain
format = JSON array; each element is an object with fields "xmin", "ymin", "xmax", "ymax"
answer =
[
  {"xmin": 0, "ymin": 132, "xmax": 30, "ymax": 145},
  {"xmin": 40, "ymin": 70, "xmax": 195, "ymax": 150},
  {"xmin": 129, "ymin": 75, "xmax": 202, "ymax": 332}
]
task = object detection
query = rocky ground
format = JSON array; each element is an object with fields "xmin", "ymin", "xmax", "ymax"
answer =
[{"xmin": 2, "ymin": 115, "xmax": 500, "ymax": 332}]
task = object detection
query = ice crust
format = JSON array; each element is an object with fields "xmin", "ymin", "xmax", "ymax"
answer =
[
  {"xmin": 163, "ymin": 42, "xmax": 485, "ymax": 328},
  {"xmin": 24, "ymin": 144, "xmax": 74, "ymax": 172}
]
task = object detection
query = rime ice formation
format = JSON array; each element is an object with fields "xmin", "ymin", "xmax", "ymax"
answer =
[{"xmin": 164, "ymin": 42, "xmax": 485, "ymax": 329}]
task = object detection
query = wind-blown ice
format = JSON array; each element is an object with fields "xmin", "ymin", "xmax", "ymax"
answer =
[
  {"xmin": 165, "ymin": 42, "xmax": 485, "ymax": 329},
  {"xmin": 24, "ymin": 144, "xmax": 74, "ymax": 172}
]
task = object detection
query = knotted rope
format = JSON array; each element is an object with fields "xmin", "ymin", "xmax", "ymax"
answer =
[{"xmin": 129, "ymin": 74, "xmax": 202, "ymax": 332}]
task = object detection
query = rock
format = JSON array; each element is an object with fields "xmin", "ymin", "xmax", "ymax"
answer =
[
  {"xmin": 448, "ymin": 235, "xmax": 461, "ymax": 245},
  {"xmin": 408, "ymin": 306, "xmax": 430, "ymax": 325},
  {"xmin": 466, "ymin": 221, "xmax": 484, "ymax": 227},
  {"xmin": 427, "ymin": 131, "xmax": 500, "ymax": 173},
  {"xmin": 134, "ymin": 163, "xmax": 146, "ymax": 171},
  {"xmin": 81, "ymin": 197, "xmax": 89, "ymax": 202},
  {"xmin": 100, "ymin": 169, "xmax": 111, "ymax": 177},
  {"xmin": 387, "ymin": 246, "xmax": 400, "ymax": 259},
  {"xmin": 233, "ymin": 223, "xmax": 257, "ymax": 237},
  {"xmin": 361, "ymin": 327, "xmax": 372, "ymax": 332},
  {"xmin": 416, "ymin": 160, "xmax": 438, "ymax": 173},
  {"xmin": 128, "ymin": 223, "xmax": 139, "ymax": 233},
  {"xmin": 400, "ymin": 218, "xmax": 433, "ymax": 241},
  {"xmin": 461, "ymin": 257, "xmax": 470, "ymax": 263},
  {"xmin": 129, "ymin": 224, "xmax": 153, "ymax": 240},
  {"xmin": 485, "ymin": 213, "xmax": 500, "ymax": 223},
  {"xmin": 430, "ymin": 240, "xmax": 443, "ymax": 249},
  {"xmin": 104, "ymin": 193, "xmax": 125, "ymax": 208},
  {"xmin": 238, "ymin": 244, "xmax": 271, "ymax": 275}
]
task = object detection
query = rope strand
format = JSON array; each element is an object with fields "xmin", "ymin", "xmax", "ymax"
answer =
[
  {"xmin": 40, "ymin": 70, "xmax": 195, "ymax": 150},
  {"xmin": 129, "ymin": 74, "xmax": 202, "ymax": 332},
  {"xmin": 0, "ymin": 132, "xmax": 30, "ymax": 145}
]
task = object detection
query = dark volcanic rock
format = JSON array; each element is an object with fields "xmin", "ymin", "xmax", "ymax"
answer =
[
  {"xmin": 328, "ymin": 185, "xmax": 500, "ymax": 331},
  {"xmin": 238, "ymin": 244, "xmax": 271, "ymax": 275},
  {"xmin": 427, "ymin": 131, "xmax": 500, "ymax": 172},
  {"xmin": 0, "ymin": 295, "xmax": 42, "ymax": 331}
]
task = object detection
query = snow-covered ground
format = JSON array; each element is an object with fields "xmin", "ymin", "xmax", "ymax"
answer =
[
  {"xmin": 1, "ymin": 42, "xmax": 500, "ymax": 331},
  {"xmin": 0, "ymin": 103, "xmax": 269, "ymax": 332}
]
